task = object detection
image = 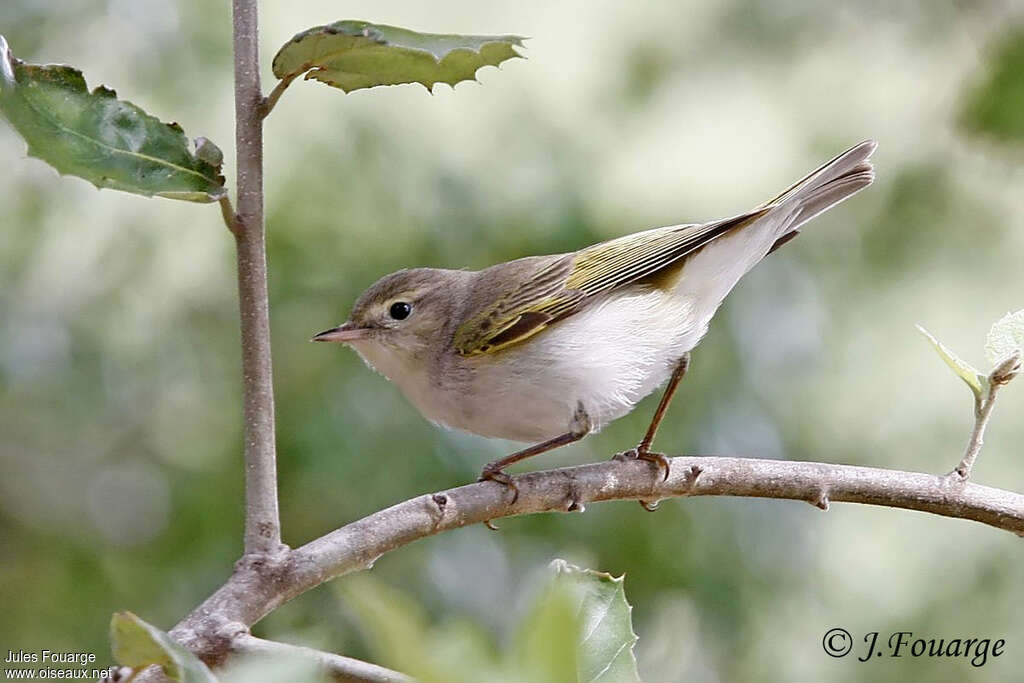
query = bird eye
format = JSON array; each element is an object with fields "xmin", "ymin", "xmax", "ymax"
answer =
[{"xmin": 389, "ymin": 301, "xmax": 412, "ymax": 320}]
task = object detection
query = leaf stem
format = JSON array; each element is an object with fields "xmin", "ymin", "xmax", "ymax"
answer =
[
  {"xmin": 232, "ymin": 0, "xmax": 282, "ymax": 555},
  {"xmin": 260, "ymin": 74, "xmax": 296, "ymax": 119},
  {"xmin": 218, "ymin": 195, "xmax": 240, "ymax": 236}
]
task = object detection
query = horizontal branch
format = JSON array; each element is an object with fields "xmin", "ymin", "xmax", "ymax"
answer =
[
  {"xmin": 169, "ymin": 454, "xmax": 1024, "ymax": 664},
  {"xmin": 291, "ymin": 455, "xmax": 1024, "ymax": 584}
]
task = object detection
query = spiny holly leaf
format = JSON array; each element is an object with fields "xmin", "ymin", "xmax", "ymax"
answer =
[
  {"xmin": 546, "ymin": 560, "xmax": 640, "ymax": 683},
  {"xmin": 110, "ymin": 611, "xmax": 216, "ymax": 682},
  {"xmin": 272, "ymin": 20, "xmax": 524, "ymax": 94},
  {"xmin": 986, "ymin": 309, "xmax": 1024, "ymax": 366},
  {"xmin": 917, "ymin": 325, "xmax": 986, "ymax": 399},
  {"xmin": 0, "ymin": 36, "xmax": 226, "ymax": 202}
]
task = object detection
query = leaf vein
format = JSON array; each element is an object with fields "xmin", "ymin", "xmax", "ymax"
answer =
[{"xmin": 585, "ymin": 639, "xmax": 633, "ymax": 683}]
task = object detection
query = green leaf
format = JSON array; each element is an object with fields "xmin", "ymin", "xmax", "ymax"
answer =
[
  {"xmin": 337, "ymin": 576, "xmax": 443, "ymax": 680},
  {"xmin": 961, "ymin": 26, "xmax": 1024, "ymax": 143},
  {"xmin": 917, "ymin": 325, "xmax": 986, "ymax": 399},
  {"xmin": 514, "ymin": 576, "xmax": 579, "ymax": 683},
  {"xmin": 0, "ymin": 36, "xmax": 226, "ymax": 202},
  {"xmin": 338, "ymin": 564, "xmax": 638, "ymax": 683},
  {"xmin": 546, "ymin": 560, "xmax": 640, "ymax": 683},
  {"xmin": 109, "ymin": 611, "xmax": 217, "ymax": 683},
  {"xmin": 272, "ymin": 20, "xmax": 524, "ymax": 94},
  {"xmin": 338, "ymin": 576, "xmax": 509, "ymax": 682},
  {"xmin": 986, "ymin": 309, "xmax": 1024, "ymax": 366}
]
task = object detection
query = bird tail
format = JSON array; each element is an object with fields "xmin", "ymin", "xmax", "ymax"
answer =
[
  {"xmin": 668, "ymin": 141, "xmax": 876, "ymax": 347},
  {"xmin": 761, "ymin": 139, "xmax": 876, "ymax": 235}
]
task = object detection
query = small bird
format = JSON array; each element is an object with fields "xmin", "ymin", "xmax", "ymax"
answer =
[{"xmin": 315, "ymin": 141, "xmax": 876, "ymax": 494}]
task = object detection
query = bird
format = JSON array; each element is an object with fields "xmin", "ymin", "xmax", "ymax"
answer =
[{"xmin": 314, "ymin": 140, "xmax": 876, "ymax": 496}]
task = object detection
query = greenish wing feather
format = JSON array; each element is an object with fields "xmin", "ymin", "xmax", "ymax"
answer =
[
  {"xmin": 452, "ymin": 257, "xmax": 581, "ymax": 355},
  {"xmin": 453, "ymin": 209, "xmax": 768, "ymax": 356}
]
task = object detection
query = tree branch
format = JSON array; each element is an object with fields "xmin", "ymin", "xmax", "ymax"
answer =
[
  {"xmin": 954, "ymin": 350, "xmax": 1021, "ymax": 479},
  {"xmin": 231, "ymin": 635, "xmax": 412, "ymax": 683},
  {"xmin": 167, "ymin": 454, "xmax": 1024, "ymax": 667},
  {"xmin": 231, "ymin": 0, "xmax": 282, "ymax": 555}
]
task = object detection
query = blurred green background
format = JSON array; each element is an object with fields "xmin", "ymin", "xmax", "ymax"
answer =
[{"xmin": 2, "ymin": 1, "xmax": 1024, "ymax": 681}]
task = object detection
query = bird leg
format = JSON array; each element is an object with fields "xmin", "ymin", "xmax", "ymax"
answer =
[
  {"xmin": 479, "ymin": 403, "xmax": 592, "ymax": 505},
  {"xmin": 618, "ymin": 352, "xmax": 691, "ymax": 483}
]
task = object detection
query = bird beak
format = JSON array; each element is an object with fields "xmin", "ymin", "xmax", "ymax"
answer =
[{"xmin": 311, "ymin": 322, "xmax": 370, "ymax": 343}]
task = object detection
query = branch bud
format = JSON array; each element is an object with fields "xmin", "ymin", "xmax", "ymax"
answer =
[{"xmin": 990, "ymin": 350, "xmax": 1021, "ymax": 386}]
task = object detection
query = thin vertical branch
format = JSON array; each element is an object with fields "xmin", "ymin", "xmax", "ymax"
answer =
[
  {"xmin": 232, "ymin": 0, "xmax": 282, "ymax": 554},
  {"xmin": 954, "ymin": 350, "xmax": 1021, "ymax": 479}
]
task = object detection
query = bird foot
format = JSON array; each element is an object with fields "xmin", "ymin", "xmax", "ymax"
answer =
[
  {"xmin": 616, "ymin": 446, "xmax": 670, "ymax": 481},
  {"xmin": 614, "ymin": 446, "xmax": 670, "ymax": 511},
  {"xmin": 478, "ymin": 467, "xmax": 519, "ymax": 504}
]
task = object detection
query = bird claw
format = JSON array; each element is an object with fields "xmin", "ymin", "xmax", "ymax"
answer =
[
  {"xmin": 478, "ymin": 467, "xmax": 519, "ymax": 504},
  {"xmin": 639, "ymin": 499, "xmax": 661, "ymax": 512},
  {"xmin": 614, "ymin": 447, "xmax": 670, "ymax": 510},
  {"xmin": 478, "ymin": 471, "xmax": 511, "ymax": 531},
  {"xmin": 629, "ymin": 447, "xmax": 670, "ymax": 481}
]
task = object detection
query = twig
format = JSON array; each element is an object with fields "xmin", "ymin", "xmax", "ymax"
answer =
[
  {"xmin": 165, "ymin": 454, "xmax": 1024, "ymax": 667},
  {"xmin": 232, "ymin": 635, "xmax": 413, "ymax": 683},
  {"xmin": 218, "ymin": 195, "xmax": 240, "ymax": 236},
  {"xmin": 953, "ymin": 350, "xmax": 1021, "ymax": 480},
  {"xmin": 232, "ymin": 0, "xmax": 282, "ymax": 555},
  {"xmin": 261, "ymin": 74, "xmax": 297, "ymax": 119}
]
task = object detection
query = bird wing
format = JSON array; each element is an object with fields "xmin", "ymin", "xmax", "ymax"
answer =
[{"xmin": 452, "ymin": 208, "xmax": 768, "ymax": 355}]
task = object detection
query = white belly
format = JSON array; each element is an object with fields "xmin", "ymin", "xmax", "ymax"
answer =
[{"xmin": 442, "ymin": 285, "xmax": 703, "ymax": 442}]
